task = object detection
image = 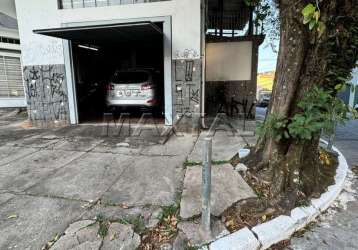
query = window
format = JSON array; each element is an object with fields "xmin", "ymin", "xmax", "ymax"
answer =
[
  {"xmin": 0, "ymin": 56, "xmax": 24, "ymax": 98},
  {"xmin": 59, "ymin": 0, "xmax": 170, "ymax": 9}
]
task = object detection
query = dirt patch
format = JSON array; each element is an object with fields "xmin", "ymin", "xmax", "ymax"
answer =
[
  {"xmin": 223, "ymin": 147, "xmax": 338, "ymax": 234},
  {"xmin": 222, "ymin": 198, "xmax": 278, "ymax": 233},
  {"xmin": 139, "ymin": 206, "xmax": 179, "ymax": 250},
  {"xmin": 267, "ymin": 239, "xmax": 291, "ymax": 250}
]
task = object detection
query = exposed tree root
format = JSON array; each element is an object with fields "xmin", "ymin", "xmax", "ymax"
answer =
[{"xmin": 238, "ymin": 146, "xmax": 337, "ymax": 211}]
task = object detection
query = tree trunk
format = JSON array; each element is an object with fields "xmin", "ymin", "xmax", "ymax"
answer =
[{"xmin": 254, "ymin": 0, "xmax": 357, "ymax": 205}]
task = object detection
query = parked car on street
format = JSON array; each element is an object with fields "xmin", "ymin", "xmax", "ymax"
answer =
[
  {"xmin": 257, "ymin": 91, "xmax": 272, "ymax": 107},
  {"xmin": 106, "ymin": 69, "xmax": 162, "ymax": 111}
]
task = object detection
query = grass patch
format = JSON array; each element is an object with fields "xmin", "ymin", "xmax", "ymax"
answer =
[
  {"xmin": 183, "ymin": 160, "xmax": 201, "ymax": 167},
  {"xmin": 96, "ymin": 214, "xmax": 110, "ymax": 238},
  {"xmin": 161, "ymin": 204, "xmax": 179, "ymax": 221},
  {"xmin": 184, "ymin": 160, "xmax": 231, "ymax": 167}
]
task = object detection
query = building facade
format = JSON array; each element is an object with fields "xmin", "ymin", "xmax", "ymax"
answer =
[
  {"xmin": 15, "ymin": 0, "xmax": 263, "ymax": 128},
  {"xmin": 0, "ymin": 0, "xmax": 25, "ymax": 108}
]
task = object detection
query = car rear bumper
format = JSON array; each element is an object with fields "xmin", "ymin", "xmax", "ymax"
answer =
[{"xmin": 107, "ymin": 99, "xmax": 157, "ymax": 107}]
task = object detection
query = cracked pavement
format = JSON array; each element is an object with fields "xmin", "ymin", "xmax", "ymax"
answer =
[{"xmin": 0, "ymin": 111, "xmax": 197, "ymax": 249}]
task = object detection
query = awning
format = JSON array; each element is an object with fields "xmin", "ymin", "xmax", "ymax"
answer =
[{"xmin": 33, "ymin": 21, "xmax": 163, "ymax": 45}]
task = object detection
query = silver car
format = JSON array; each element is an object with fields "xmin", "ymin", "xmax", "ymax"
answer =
[{"xmin": 106, "ymin": 70, "xmax": 161, "ymax": 109}]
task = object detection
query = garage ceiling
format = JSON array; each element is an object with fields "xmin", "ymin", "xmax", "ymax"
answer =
[{"xmin": 33, "ymin": 22, "xmax": 163, "ymax": 45}]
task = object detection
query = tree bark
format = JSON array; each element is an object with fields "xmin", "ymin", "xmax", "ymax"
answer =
[{"xmin": 254, "ymin": 0, "xmax": 358, "ymax": 204}]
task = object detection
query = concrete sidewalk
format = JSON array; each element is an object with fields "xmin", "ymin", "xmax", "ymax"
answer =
[
  {"xmin": 0, "ymin": 121, "xmax": 197, "ymax": 249},
  {"xmin": 0, "ymin": 110, "xmax": 256, "ymax": 249}
]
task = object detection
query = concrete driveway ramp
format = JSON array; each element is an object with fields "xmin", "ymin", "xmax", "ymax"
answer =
[{"xmin": 180, "ymin": 164, "xmax": 256, "ymax": 219}]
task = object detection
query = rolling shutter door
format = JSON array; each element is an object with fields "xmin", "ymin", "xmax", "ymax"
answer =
[{"xmin": 0, "ymin": 56, "xmax": 24, "ymax": 98}]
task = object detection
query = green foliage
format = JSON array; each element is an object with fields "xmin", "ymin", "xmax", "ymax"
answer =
[
  {"xmin": 161, "ymin": 204, "xmax": 179, "ymax": 221},
  {"xmin": 183, "ymin": 160, "xmax": 201, "ymax": 167},
  {"xmin": 245, "ymin": 0, "xmax": 279, "ymax": 37},
  {"xmin": 260, "ymin": 87, "xmax": 357, "ymax": 142},
  {"xmin": 244, "ymin": 0, "xmax": 259, "ymax": 7},
  {"xmin": 96, "ymin": 214, "xmax": 109, "ymax": 238},
  {"xmin": 256, "ymin": 2, "xmax": 358, "ymax": 143},
  {"xmin": 288, "ymin": 87, "xmax": 351, "ymax": 139},
  {"xmin": 257, "ymin": 114, "xmax": 289, "ymax": 142},
  {"xmin": 324, "ymin": 16, "xmax": 358, "ymax": 92},
  {"xmin": 302, "ymin": 3, "xmax": 326, "ymax": 37},
  {"xmin": 184, "ymin": 160, "xmax": 230, "ymax": 167}
]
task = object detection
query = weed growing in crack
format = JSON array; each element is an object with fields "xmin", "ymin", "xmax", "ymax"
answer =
[
  {"xmin": 184, "ymin": 160, "xmax": 231, "ymax": 168},
  {"xmin": 96, "ymin": 214, "xmax": 110, "ymax": 238},
  {"xmin": 183, "ymin": 161, "xmax": 201, "ymax": 167},
  {"xmin": 161, "ymin": 204, "xmax": 179, "ymax": 221}
]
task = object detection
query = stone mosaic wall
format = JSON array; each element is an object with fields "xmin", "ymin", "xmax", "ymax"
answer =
[
  {"xmin": 172, "ymin": 59, "xmax": 202, "ymax": 128},
  {"xmin": 23, "ymin": 64, "xmax": 69, "ymax": 127}
]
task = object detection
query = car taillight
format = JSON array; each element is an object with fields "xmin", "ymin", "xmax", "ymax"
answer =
[
  {"xmin": 147, "ymin": 99, "xmax": 157, "ymax": 104},
  {"xmin": 141, "ymin": 83, "xmax": 154, "ymax": 90},
  {"xmin": 107, "ymin": 84, "xmax": 114, "ymax": 91}
]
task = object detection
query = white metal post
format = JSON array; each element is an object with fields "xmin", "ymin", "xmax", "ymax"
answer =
[{"xmin": 201, "ymin": 137, "xmax": 212, "ymax": 236}]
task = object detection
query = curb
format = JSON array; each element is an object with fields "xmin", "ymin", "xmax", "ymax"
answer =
[{"xmin": 209, "ymin": 142, "xmax": 349, "ymax": 250}]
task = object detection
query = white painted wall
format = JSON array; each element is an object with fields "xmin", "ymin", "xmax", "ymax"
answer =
[
  {"xmin": 15, "ymin": 0, "xmax": 65, "ymax": 66},
  {"xmin": 206, "ymin": 41, "xmax": 253, "ymax": 81},
  {"xmin": 15, "ymin": 0, "xmax": 201, "ymax": 66}
]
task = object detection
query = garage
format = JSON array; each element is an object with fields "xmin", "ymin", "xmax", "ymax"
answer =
[{"xmin": 34, "ymin": 21, "xmax": 169, "ymax": 124}]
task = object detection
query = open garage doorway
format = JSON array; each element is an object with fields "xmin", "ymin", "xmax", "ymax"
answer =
[
  {"xmin": 34, "ymin": 19, "xmax": 172, "ymax": 126},
  {"xmin": 71, "ymin": 24, "xmax": 164, "ymax": 123}
]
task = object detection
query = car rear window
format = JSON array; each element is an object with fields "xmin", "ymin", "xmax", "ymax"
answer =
[{"xmin": 111, "ymin": 72, "xmax": 149, "ymax": 84}]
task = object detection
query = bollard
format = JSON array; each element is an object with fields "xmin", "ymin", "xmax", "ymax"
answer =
[{"xmin": 201, "ymin": 137, "xmax": 212, "ymax": 236}]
